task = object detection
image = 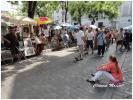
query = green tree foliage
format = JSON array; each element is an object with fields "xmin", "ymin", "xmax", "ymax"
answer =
[
  {"xmin": 21, "ymin": 1, "xmax": 60, "ymax": 18},
  {"xmin": 69, "ymin": 1, "xmax": 86, "ymax": 25},
  {"xmin": 21, "ymin": 1, "xmax": 123, "ymax": 24},
  {"xmin": 69, "ymin": 1, "xmax": 123, "ymax": 25},
  {"xmin": 101, "ymin": 1, "xmax": 123, "ymax": 20},
  {"xmin": 35, "ymin": 1, "xmax": 60, "ymax": 17}
]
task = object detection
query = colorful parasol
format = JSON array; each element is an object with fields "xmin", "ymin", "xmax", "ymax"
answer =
[{"xmin": 35, "ymin": 17, "xmax": 52, "ymax": 25}]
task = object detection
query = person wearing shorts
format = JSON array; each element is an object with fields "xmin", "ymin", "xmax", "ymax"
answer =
[
  {"xmin": 116, "ymin": 28, "xmax": 124, "ymax": 51},
  {"xmin": 75, "ymin": 28, "xmax": 85, "ymax": 60},
  {"xmin": 86, "ymin": 28, "xmax": 94, "ymax": 54}
]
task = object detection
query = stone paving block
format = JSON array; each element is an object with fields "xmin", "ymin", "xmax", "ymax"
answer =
[{"xmin": 1, "ymin": 44, "xmax": 132, "ymax": 99}]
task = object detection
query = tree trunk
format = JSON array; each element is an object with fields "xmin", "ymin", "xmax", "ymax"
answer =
[
  {"xmin": 28, "ymin": 1, "xmax": 37, "ymax": 18},
  {"xmin": 36, "ymin": 7, "xmax": 40, "ymax": 17},
  {"xmin": 78, "ymin": 10, "xmax": 82, "ymax": 26},
  {"xmin": 36, "ymin": 11, "xmax": 40, "ymax": 17},
  {"xmin": 65, "ymin": 1, "xmax": 68, "ymax": 23},
  {"xmin": 62, "ymin": 3, "xmax": 64, "ymax": 23}
]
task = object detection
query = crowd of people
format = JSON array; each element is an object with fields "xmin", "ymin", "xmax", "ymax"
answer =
[
  {"xmin": 1, "ymin": 24, "xmax": 132, "ymax": 86},
  {"xmin": 74, "ymin": 26, "xmax": 132, "ymax": 61},
  {"xmin": 72, "ymin": 26, "xmax": 131, "ymax": 85},
  {"xmin": 2, "ymin": 24, "xmax": 132, "ymax": 63}
]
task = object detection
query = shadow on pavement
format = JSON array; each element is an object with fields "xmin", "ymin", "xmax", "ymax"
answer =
[
  {"xmin": 2, "ymin": 49, "xmax": 108, "ymax": 99},
  {"xmin": 2, "ymin": 44, "xmax": 131, "ymax": 99}
]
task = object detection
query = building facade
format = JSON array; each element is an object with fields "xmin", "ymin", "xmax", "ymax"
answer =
[
  {"xmin": 1, "ymin": 1, "xmax": 22, "ymax": 15},
  {"xmin": 52, "ymin": 9, "xmax": 72, "ymax": 25},
  {"xmin": 52, "ymin": 1, "xmax": 132, "ymax": 29},
  {"xmin": 115, "ymin": 1, "xmax": 132, "ymax": 29},
  {"xmin": 81, "ymin": 1, "xmax": 132, "ymax": 29}
]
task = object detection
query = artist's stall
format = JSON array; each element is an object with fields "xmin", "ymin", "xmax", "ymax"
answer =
[
  {"xmin": 12, "ymin": 16, "xmax": 37, "ymax": 57},
  {"xmin": 1, "ymin": 15, "xmax": 37, "ymax": 60}
]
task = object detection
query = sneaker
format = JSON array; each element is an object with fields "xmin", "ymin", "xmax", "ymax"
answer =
[
  {"xmin": 75, "ymin": 57, "xmax": 79, "ymax": 61},
  {"xmin": 97, "ymin": 55, "xmax": 100, "ymax": 57},
  {"xmin": 90, "ymin": 73, "xmax": 95, "ymax": 77},
  {"xmin": 86, "ymin": 79, "xmax": 96, "ymax": 84},
  {"xmin": 80, "ymin": 58, "xmax": 84, "ymax": 60},
  {"xmin": 84, "ymin": 52, "xmax": 88, "ymax": 55}
]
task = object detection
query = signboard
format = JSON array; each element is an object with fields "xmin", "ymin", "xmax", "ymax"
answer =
[
  {"xmin": 24, "ymin": 38, "xmax": 35, "ymax": 56},
  {"xmin": 24, "ymin": 47, "xmax": 35, "ymax": 57}
]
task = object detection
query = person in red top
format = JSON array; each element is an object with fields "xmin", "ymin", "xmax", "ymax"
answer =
[{"xmin": 87, "ymin": 55, "xmax": 123, "ymax": 84}]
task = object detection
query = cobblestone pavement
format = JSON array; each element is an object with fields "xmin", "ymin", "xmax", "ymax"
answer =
[
  {"xmin": 1, "ymin": 44, "xmax": 132, "ymax": 99},
  {"xmin": 111, "ymin": 49, "xmax": 132, "ymax": 99}
]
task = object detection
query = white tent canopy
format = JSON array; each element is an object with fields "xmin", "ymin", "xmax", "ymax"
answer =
[
  {"xmin": 1, "ymin": 14, "xmax": 17, "ymax": 24},
  {"xmin": 61, "ymin": 23, "xmax": 73, "ymax": 27},
  {"xmin": 123, "ymin": 25, "xmax": 132, "ymax": 30},
  {"xmin": 90, "ymin": 25, "xmax": 97, "ymax": 29},
  {"xmin": 54, "ymin": 26, "xmax": 62, "ymax": 30},
  {"xmin": 1, "ymin": 14, "xmax": 37, "ymax": 25},
  {"xmin": 13, "ymin": 16, "xmax": 37, "ymax": 25}
]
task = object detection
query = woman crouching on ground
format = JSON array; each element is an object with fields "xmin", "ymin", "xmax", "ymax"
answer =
[{"xmin": 87, "ymin": 55, "xmax": 123, "ymax": 84}]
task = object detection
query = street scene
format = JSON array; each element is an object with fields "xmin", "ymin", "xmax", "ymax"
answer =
[{"xmin": 1, "ymin": 1, "xmax": 132, "ymax": 99}]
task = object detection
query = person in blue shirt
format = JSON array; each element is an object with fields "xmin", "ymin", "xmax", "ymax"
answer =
[{"xmin": 97, "ymin": 28, "xmax": 106, "ymax": 57}]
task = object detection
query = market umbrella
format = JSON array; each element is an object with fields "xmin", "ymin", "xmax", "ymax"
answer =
[
  {"xmin": 35, "ymin": 17, "xmax": 52, "ymax": 25},
  {"xmin": 1, "ymin": 14, "xmax": 11, "ymax": 21},
  {"xmin": 90, "ymin": 25, "xmax": 97, "ymax": 29},
  {"xmin": 123, "ymin": 25, "xmax": 132, "ymax": 33},
  {"xmin": 21, "ymin": 17, "xmax": 37, "ymax": 25},
  {"xmin": 81, "ymin": 24, "xmax": 89, "ymax": 29},
  {"xmin": 54, "ymin": 26, "xmax": 62, "ymax": 30},
  {"xmin": 1, "ymin": 18, "xmax": 11, "ymax": 26},
  {"xmin": 61, "ymin": 23, "xmax": 73, "ymax": 27},
  {"xmin": 123, "ymin": 25, "xmax": 132, "ymax": 30},
  {"xmin": 67, "ymin": 25, "xmax": 79, "ymax": 31},
  {"xmin": 13, "ymin": 16, "xmax": 37, "ymax": 25},
  {"xmin": 1, "ymin": 14, "xmax": 17, "ymax": 24}
]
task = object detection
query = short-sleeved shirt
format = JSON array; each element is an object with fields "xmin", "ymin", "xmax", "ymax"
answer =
[
  {"xmin": 87, "ymin": 32, "xmax": 94, "ymax": 40},
  {"xmin": 4, "ymin": 33, "xmax": 19, "ymax": 48},
  {"xmin": 116, "ymin": 31, "xmax": 123, "ymax": 41},
  {"xmin": 44, "ymin": 29, "xmax": 49, "ymax": 37},
  {"xmin": 75, "ymin": 30, "xmax": 84, "ymax": 45},
  {"xmin": 97, "ymin": 32, "xmax": 106, "ymax": 45}
]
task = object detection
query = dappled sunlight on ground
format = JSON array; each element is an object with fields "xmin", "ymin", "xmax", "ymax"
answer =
[{"xmin": 44, "ymin": 47, "xmax": 76, "ymax": 57}]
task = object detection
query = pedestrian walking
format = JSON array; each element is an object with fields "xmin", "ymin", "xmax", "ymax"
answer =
[
  {"xmin": 105, "ymin": 30, "xmax": 111, "ymax": 50},
  {"xmin": 87, "ymin": 55, "xmax": 123, "ymax": 84},
  {"xmin": 61, "ymin": 29, "xmax": 69, "ymax": 48},
  {"xmin": 86, "ymin": 28, "xmax": 94, "ymax": 54},
  {"xmin": 123, "ymin": 29, "xmax": 130, "ymax": 51},
  {"xmin": 75, "ymin": 27, "xmax": 85, "ymax": 61},
  {"xmin": 84, "ymin": 27, "xmax": 89, "ymax": 53},
  {"xmin": 39, "ymin": 33, "xmax": 47, "ymax": 51},
  {"xmin": 110, "ymin": 30, "xmax": 115, "ymax": 44},
  {"xmin": 116, "ymin": 28, "xmax": 124, "ymax": 51},
  {"xmin": 43, "ymin": 27, "xmax": 50, "ymax": 49},
  {"xmin": 34, "ymin": 35, "xmax": 42, "ymax": 55},
  {"xmin": 94, "ymin": 28, "xmax": 99, "ymax": 50},
  {"xmin": 97, "ymin": 28, "xmax": 106, "ymax": 57}
]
